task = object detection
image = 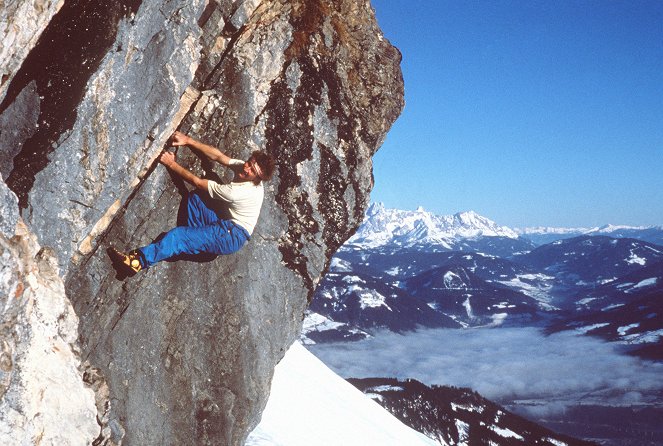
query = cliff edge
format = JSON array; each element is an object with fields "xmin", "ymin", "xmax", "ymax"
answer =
[{"xmin": 0, "ymin": 1, "xmax": 403, "ymax": 444}]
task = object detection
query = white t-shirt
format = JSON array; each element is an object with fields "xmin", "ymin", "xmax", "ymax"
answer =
[{"xmin": 207, "ymin": 159, "xmax": 264, "ymax": 235}]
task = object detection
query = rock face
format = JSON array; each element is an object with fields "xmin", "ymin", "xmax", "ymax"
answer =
[
  {"xmin": 0, "ymin": 1, "xmax": 403, "ymax": 445},
  {"xmin": 0, "ymin": 0, "xmax": 64, "ymax": 103},
  {"xmin": 0, "ymin": 186, "xmax": 98, "ymax": 445}
]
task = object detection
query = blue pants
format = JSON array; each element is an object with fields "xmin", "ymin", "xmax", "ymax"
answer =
[{"xmin": 137, "ymin": 191, "xmax": 250, "ymax": 268}]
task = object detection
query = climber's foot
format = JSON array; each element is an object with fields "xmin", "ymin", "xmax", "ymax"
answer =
[{"xmin": 108, "ymin": 247, "xmax": 143, "ymax": 274}]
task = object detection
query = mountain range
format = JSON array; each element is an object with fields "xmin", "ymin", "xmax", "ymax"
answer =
[
  {"xmin": 349, "ymin": 203, "xmax": 663, "ymax": 250},
  {"xmin": 301, "ymin": 205, "xmax": 663, "ymax": 445},
  {"xmin": 303, "ymin": 204, "xmax": 663, "ymax": 355},
  {"xmin": 517, "ymin": 225, "xmax": 663, "ymax": 247}
]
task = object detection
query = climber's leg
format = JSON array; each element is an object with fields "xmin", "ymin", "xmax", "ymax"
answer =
[
  {"xmin": 138, "ymin": 220, "xmax": 250, "ymax": 268},
  {"xmin": 186, "ymin": 190, "xmax": 222, "ymax": 227}
]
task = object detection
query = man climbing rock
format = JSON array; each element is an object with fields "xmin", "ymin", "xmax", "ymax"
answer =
[{"xmin": 110, "ymin": 131, "xmax": 276, "ymax": 274}]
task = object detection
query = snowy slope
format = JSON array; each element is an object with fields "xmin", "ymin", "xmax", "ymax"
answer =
[{"xmin": 245, "ymin": 342, "xmax": 441, "ymax": 446}]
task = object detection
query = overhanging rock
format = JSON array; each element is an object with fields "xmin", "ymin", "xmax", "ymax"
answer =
[{"xmin": 0, "ymin": 1, "xmax": 404, "ymax": 444}]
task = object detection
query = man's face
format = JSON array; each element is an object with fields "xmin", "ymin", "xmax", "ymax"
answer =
[{"xmin": 238, "ymin": 158, "xmax": 260, "ymax": 181}]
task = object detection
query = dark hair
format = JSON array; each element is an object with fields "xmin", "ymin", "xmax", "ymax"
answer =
[{"xmin": 251, "ymin": 150, "xmax": 276, "ymax": 183}]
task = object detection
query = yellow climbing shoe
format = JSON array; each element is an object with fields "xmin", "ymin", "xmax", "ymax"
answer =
[{"xmin": 109, "ymin": 247, "xmax": 143, "ymax": 273}]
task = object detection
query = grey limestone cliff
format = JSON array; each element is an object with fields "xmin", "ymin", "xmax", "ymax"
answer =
[
  {"xmin": 0, "ymin": 0, "xmax": 403, "ymax": 444},
  {"xmin": 0, "ymin": 0, "xmax": 64, "ymax": 103}
]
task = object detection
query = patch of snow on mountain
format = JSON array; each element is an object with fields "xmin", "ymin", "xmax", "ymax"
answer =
[
  {"xmin": 463, "ymin": 297, "xmax": 474, "ymax": 319},
  {"xmin": 490, "ymin": 313, "xmax": 508, "ymax": 326},
  {"xmin": 602, "ymin": 303, "xmax": 625, "ymax": 312},
  {"xmin": 355, "ymin": 288, "xmax": 391, "ymax": 311},
  {"xmin": 496, "ymin": 274, "xmax": 556, "ymax": 309},
  {"xmin": 444, "ymin": 271, "xmax": 464, "ymax": 289},
  {"xmin": 489, "ymin": 425, "xmax": 524, "ymax": 441},
  {"xmin": 365, "ymin": 393, "xmax": 384, "ymax": 402},
  {"xmin": 330, "ymin": 257, "xmax": 353, "ymax": 272},
  {"xmin": 545, "ymin": 438, "xmax": 569, "ymax": 446},
  {"xmin": 574, "ymin": 323, "xmax": 610, "ymax": 334},
  {"xmin": 626, "ymin": 252, "xmax": 646, "ymax": 266},
  {"xmin": 633, "ymin": 278, "xmax": 657, "ymax": 289},
  {"xmin": 622, "ymin": 329, "xmax": 663, "ymax": 344},
  {"xmin": 343, "ymin": 275, "xmax": 365, "ymax": 284},
  {"xmin": 618, "ymin": 323, "xmax": 640, "ymax": 336},
  {"xmin": 245, "ymin": 342, "xmax": 440, "ymax": 446},
  {"xmin": 451, "ymin": 402, "xmax": 485, "ymax": 414},
  {"xmin": 302, "ymin": 312, "xmax": 346, "ymax": 333},
  {"xmin": 299, "ymin": 312, "xmax": 371, "ymax": 345},
  {"xmin": 616, "ymin": 283, "xmax": 635, "ymax": 289},
  {"xmin": 455, "ymin": 419, "xmax": 470, "ymax": 446},
  {"xmin": 576, "ymin": 297, "xmax": 598, "ymax": 306},
  {"xmin": 385, "ymin": 266, "xmax": 401, "ymax": 276},
  {"xmin": 367, "ymin": 385, "xmax": 404, "ymax": 393},
  {"xmin": 591, "ymin": 224, "xmax": 649, "ymax": 234}
]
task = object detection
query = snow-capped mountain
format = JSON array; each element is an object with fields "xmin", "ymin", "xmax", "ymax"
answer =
[
  {"xmin": 348, "ymin": 203, "xmax": 663, "ymax": 250},
  {"xmin": 245, "ymin": 343, "xmax": 439, "ymax": 446},
  {"xmin": 347, "ymin": 203, "xmax": 521, "ymax": 250},
  {"xmin": 517, "ymin": 224, "xmax": 663, "ymax": 246},
  {"xmin": 349, "ymin": 378, "xmax": 597, "ymax": 446}
]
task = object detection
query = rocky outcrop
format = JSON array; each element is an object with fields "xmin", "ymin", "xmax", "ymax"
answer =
[
  {"xmin": 0, "ymin": 1, "xmax": 403, "ymax": 445},
  {"xmin": 0, "ymin": 183, "xmax": 98, "ymax": 445}
]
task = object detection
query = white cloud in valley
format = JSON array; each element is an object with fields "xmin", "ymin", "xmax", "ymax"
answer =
[{"xmin": 307, "ymin": 327, "xmax": 663, "ymax": 416}]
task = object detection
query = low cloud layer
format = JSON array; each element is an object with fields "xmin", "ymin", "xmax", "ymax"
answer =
[{"xmin": 307, "ymin": 327, "xmax": 663, "ymax": 415}]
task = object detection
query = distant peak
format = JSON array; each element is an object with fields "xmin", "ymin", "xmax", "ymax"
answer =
[
  {"xmin": 591, "ymin": 224, "xmax": 648, "ymax": 233},
  {"xmin": 455, "ymin": 210, "xmax": 481, "ymax": 219},
  {"xmin": 366, "ymin": 202, "xmax": 385, "ymax": 216},
  {"xmin": 350, "ymin": 206, "xmax": 520, "ymax": 249}
]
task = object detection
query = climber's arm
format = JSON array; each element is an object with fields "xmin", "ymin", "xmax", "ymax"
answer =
[
  {"xmin": 170, "ymin": 131, "xmax": 233, "ymax": 166},
  {"xmin": 159, "ymin": 152, "xmax": 208, "ymax": 191}
]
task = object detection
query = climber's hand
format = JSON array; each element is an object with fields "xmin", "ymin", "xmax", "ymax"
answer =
[
  {"xmin": 160, "ymin": 151, "xmax": 177, "ymax": 168},
  {"xmin": 170, "ymin": 131, "xmax": 191, "ymax": 147}
]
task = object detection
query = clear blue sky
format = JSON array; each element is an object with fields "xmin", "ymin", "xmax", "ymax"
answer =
[{"xmin": 369, "ymin": 0, "xmax": 663, "ymax": 228}]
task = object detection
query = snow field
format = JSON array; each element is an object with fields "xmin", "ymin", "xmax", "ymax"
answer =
[{"xmin": 245, "ymin": 342, "xmax": 441, "ymax": 446}]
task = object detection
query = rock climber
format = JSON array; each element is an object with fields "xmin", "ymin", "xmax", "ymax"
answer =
[{"xmin": 110, "ymin": 131, "xmax": 276, "ymax": 274}]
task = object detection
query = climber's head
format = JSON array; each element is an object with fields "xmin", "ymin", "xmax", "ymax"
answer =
[{"xmin": 246, "ymin": 151, "xmax": 276, "ymax": 185}]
